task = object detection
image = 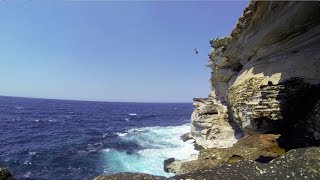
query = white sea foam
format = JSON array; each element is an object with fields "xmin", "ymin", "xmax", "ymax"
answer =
[
  {"xmin": 28, "ymin": 151, "xmax": 37, "ymax": 156},
  {"xmin": 102, "ymin": 148, "xmax": 111, "ymax": 152},
  {"xmin": 102, "ymin": 123, "xmax": 198, "ymax": 177},
  {"xmin": 129, "ymin": 113, "xmax": 137, "ymax": 116},
  {"xmin": 116, "ymin": 132, "xmax": 127, "ymax": 137}
]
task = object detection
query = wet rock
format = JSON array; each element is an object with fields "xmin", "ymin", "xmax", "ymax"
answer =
[
  {"xmin": 163, "ymin": 158, "xmax": 176, "ymax": 172},
  {"xmin": 180, "ymin": 132, "xmax": 192, "ymax": 142}
]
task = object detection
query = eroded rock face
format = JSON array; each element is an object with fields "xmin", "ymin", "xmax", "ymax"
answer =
[
  {"xmin": 191, "ymin": 0, "xmax": 320, "ymax": 148},
  {"xmin": 191, "ymin": 98, "xmax": 241, "ymax": 149},
  {"xmin": 166, "ymin": 134, "xmax": 285, "ymax": 175}
]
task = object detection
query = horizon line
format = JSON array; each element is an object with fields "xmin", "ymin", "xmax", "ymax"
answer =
[{"xmin": 0, "ymin": 94, "xmax": 193, "ymax": 104}]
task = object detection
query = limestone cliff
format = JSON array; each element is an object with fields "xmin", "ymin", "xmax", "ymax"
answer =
[
  {"xmin": 191, "ymin": 1, "xmax": 320, "ymax": 149},
  {"xmin": 96, "ymin": 1, "xmax": 320, "ymax": 179}
]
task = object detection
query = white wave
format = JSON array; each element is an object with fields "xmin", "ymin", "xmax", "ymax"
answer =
[
  {"xmin": 23, "ymin": 160, "xmax": 32, "ymax": 165},
  {"xmin": 48, "ymin": 119, "xmax": 57, "ymax": 122},
  {"xmin": 124, "ymin": 118, "xmax": 130, "ymax": 121},
  {"xmin": 23, "ymin": 171, "xmax": 31, "ymax": 178},
  {"xmin": 31, "ymin": 118, "xmax": 58, "ymax": 123},
  {"xmin": 101, "ymin": 123, "xmax": 198, "ymax": 177},
  {"xmin": 28, "ymin": 151, "xmax": 37, "ymax": 156},
  {"xmin": 102, "ymin": 148, "xmax": 111, "ymax": 152},
  {"xmin": 116, "ymin": 132, "xmax": 127, "ymax": 137},
  {"xmin": 129, "ymin": 113, "xmax": 137, "ymax": 116}
]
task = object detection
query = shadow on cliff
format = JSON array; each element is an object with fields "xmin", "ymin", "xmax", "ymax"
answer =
[{"xmin": 269, "ymin": 78, "xmax": 320, "ymax": 150}]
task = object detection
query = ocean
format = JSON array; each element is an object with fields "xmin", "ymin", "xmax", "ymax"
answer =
[{"xmin": 0, "ymin": 96, "xmax": 197, "ymax": 179}]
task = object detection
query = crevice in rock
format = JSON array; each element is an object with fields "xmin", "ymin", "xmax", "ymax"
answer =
[
  {"xmin": 255, "ymin": 155, "xmax": 275, "ymax": 163},
  {"xmin": 269, "ymin": 78, "xmax": 320, "ymax": 151}
]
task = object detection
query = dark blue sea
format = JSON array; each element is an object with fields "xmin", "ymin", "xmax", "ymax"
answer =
[{"xmin": 0, "ymin": 96, "xmax": 197, "ymax": 179}]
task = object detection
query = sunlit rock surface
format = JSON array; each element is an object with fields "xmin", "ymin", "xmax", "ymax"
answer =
[
  {"xmin": 192, "ymin": 0, "xmax": 320, "ymax": 148},
  {"xmin": 99, "ymin": 1, "xmax": 320, "ymax": 179}
]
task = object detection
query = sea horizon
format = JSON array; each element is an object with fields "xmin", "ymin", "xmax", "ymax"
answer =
[
  {"xmin": 0, "ymin": 95, "xmax": 196, "ymax": 179},
  {"xmin": 0, "ymin": 95, "xmax": 193, "ymax": 104}
]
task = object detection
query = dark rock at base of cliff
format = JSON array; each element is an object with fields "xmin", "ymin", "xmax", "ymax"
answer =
[
  {"xmin": 163, "ymin": 158, "xmax": 175, "ymax": 172},
  {"xmin": 180, "ymin": 132, "xmax": 193, "ymax": 142},
  {"xmin": 167, "ymin": 134, "xmax": 285, "ymax": 174},
  {"xmin": 171, "ymin": 147, "xmax": 320, "ymax": 180},
  {"xmin": 95, "ymin": 147, "xmax": 320, "ymax": 180},
  {"xmin": 0, "ymin": 168, "xmax": 15, "ymax": 180},
  {"xmin": 94, "ymin": 173, "xmax": 166, "ymax": 180}
]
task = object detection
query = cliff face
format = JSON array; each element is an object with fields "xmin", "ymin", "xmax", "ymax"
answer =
[
  {"xmin": 96, "ymin": 1, "xmax": 320, "ymax": 179},
  {"xmin": 191, "ymin": 1, "xmax": 320, "ymax": 149}
]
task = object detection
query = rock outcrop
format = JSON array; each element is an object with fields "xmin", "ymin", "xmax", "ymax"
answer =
[
  {"xmin": 0, "ymin": 167, "xmax": 15, "ymax": 180},
  {"xmin": 172, "ymin": 147, "xmax": 320, "ymax": 180},
  {"xmin": 97, "ymin": 147, "xmax": 320, "ymax": 179},
  {"xmin": 191, "ymin": 0, "xmax": 320, "ymax": 149},
  {"xmin": 94, "ymin": 173, "xmax": 166, "ymax": 180},
  {"xmin": 98, "ymin": 1, "xmax": 320, "ymax": 179},
  {"xmin": 191, "ymin": 98, "xmax": 241, "ymax": 149},
  {"xmin": 165, "ymin": 134, "xmax": 285, "ymax": 174}
]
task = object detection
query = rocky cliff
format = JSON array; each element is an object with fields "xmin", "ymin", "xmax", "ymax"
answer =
[
  {"xmin": 191, "ymin": 0, "xmax": 320, "ymax": 149},
  {"xmin": 96, "ymin": 1, "xmax": 320, "ymax": 179},
  {"xmin": 163, "ymin": 0, "xmax": 320, "ymax": 176}
]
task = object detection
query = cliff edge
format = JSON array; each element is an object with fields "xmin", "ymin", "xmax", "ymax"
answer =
[
  {"xmin": 164, "ymin": 0, "xmax": 320, "ymax": 177},
  {"xmin": 96, "ymin": 1, "xmax": 320, "ymax": 179},
  {"xmin": 191, "ymin": 0, "xmax": 320, "ymax": 149}
]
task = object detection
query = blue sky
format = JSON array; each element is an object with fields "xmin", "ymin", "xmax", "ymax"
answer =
[{"xmin": 0, "ymin": 1, "xmax": 248, "ymax": 102}]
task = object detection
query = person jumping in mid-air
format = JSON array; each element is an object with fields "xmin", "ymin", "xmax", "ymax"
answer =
[{"xmin": 194, "ymin": 48, "xmax": 199, "ymax": 54}]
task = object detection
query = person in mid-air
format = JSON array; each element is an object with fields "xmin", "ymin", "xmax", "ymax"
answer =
[{"xmin": 194, "ymin": 48, "xmax": 199, "ymax": 54}]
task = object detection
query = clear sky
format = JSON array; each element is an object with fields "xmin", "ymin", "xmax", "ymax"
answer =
[{"xmin": 0, "ymin": 1, "xmax": 248, "ymax": 103}]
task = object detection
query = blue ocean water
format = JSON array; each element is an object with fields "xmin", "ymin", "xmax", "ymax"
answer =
[{"xmin": 0, "ymin": 96, "xmax": 196, "ymax": 179}]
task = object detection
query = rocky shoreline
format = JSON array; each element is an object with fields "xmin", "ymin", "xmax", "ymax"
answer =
[
  {"xmin": 2, "ymin": 1, "xmax": 320, "ymax": 179},
  {"xmin": 95, "ymin": 1, "xmax": 320, "ymax": 179},
  {"xmin": 163, "ymin": 0, "xmax": 320, "ymax": 178}
]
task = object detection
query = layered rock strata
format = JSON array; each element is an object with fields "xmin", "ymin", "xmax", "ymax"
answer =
[
  {"xmin": 98, "ymin": 1, "xmax": 320, "ymax": 179},
  {"xmin": 192, "ymin": 0, "xmax": 320, "ymax": 149},
  {"xmin": 191, "ymin": 98, "xmax": 240, "ymax": 149}
]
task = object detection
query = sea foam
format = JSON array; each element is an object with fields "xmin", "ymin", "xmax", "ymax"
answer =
[{"xmin": 101, "ymin": 123, "xmax": 197, "ymax": 177}]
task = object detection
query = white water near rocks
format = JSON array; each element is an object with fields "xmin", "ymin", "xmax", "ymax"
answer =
[{"xmin": 101, "ymin": 123, "xmax": 198, "ymax": 177}]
